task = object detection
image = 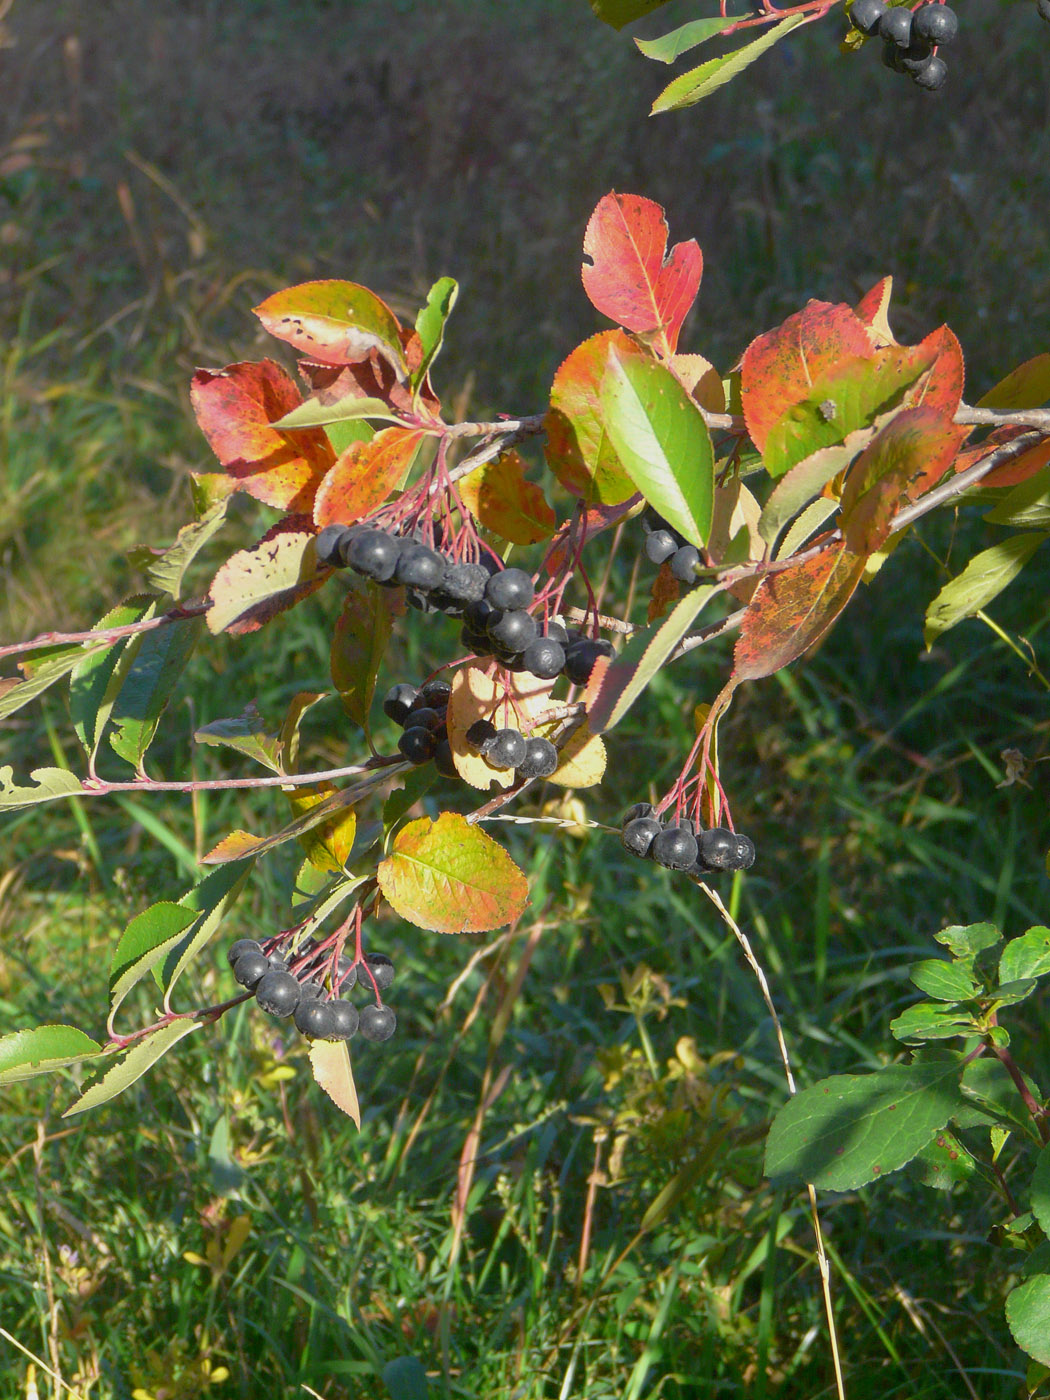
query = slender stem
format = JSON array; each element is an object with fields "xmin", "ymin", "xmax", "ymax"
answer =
[
  {"xmin": 990, "ymin": 1042, "xmax": 1050, "ymax": 1145},
  {"xmin": 71, "ymin": 755, "xmax": 404, "ymax": 798},
  {"xmin": 0, "ymin": 603, "xmax": 207, "ymax": 662},
  {"xmin": 975, "ymin": 610, "xmax": 1050, "ymax": 691}
]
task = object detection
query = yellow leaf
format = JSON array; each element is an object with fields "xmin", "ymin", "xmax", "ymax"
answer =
[
  {"xmin": 286, "ymin": 783, "xmax": 357, "ymax": 872},
  {"xmin": 310, "ymin": 1039, "xmax": 360, "ymax": 1126}
]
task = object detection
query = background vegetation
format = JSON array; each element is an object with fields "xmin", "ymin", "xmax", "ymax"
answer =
[{"xmin": 1, "ymin": 0, "xmax": 1048, "ymax": 1396}]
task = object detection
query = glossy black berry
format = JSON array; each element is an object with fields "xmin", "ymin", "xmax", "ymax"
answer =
[
  {"xmin": 314, "ymin": 524, "xmax": 351, "ymax": 568},
  {"xmin": 434, "ymin": 737, "xmax": 458, "ymax": 778},
  {"xmin": 334, "ymin": 957, "xmax": 358, "ymax": 992},
  {"xmin": 881, "ymin": 35, "xmax": 907, "ymax": 68},
  {"xmin": 912, "ymin": 2, "xmax": 956, "ymax": 42},
  {"xmin": 346, "ymin": 529, "xmax": 400, "ymax": 582},
  {"xmin": 522, "ymin": 638, "xmax": 566, "ymax": 680},
  {"xmin": 645, "ymin": 530, "xmax": 678, "ymax": 565},
  {"xmin": 465, "ymin": 598, "xmax": 498, "ymax": 632},
  {"xmin": 405, "ymin": 705, "xmax": 444, "ymax": 733},
  {"xmin": 328, "ymin": 999, "xmax": 360, "ymax": 1040},
  {"xmin": 484, "ymin": 568, "xmax": 534, "ymax": 611},
  {"xmin": 294, "ymin": 998, "xmax": 340, "ymax": 1039},
  {"xmin": 912, "ymin": 53, "xmax": 947, "ymax": 86},
  {"xmin": 363, "ymin": 952, "xmax": 395, "ymax": 992},
  {"xmin": 563, "ymin": 640, "xmax": 608, "ymax": 686},
  {"xmin": 466, "ymin": 719, "xmax": 498, "ymax": 751},
  {"xmin": 398, "ymin": 726, "xmax": 438, "ymax": 764},
  {"xmin": 899, "ymin": 38, "xmax": 934, "ymax": 70},
  {"xmin": 488, "ymin": 609, "xmax": 538, "ymax": 651},
  {"xmin": 359, "ymin": 1003, "xmax": 398, "ymax": 1042},
  {"xmin": 482, "ymin": 727, "xmax": 527, "ymax": 770},
  {"xmin": 543, "ymin": 620, "xmax": 571, "ymax": 647},
  {"xmin": 233, "ymin": 951, "xmax": 271, "ymax": 990},
  {"xmin": 227, "ymin": 938, "xmax": 262, "ymax": 968},
  {"xmin": 699, "ymin": 827, "xmax": 756, "ymax": 870},
  {"xmin": 395, "ymin": 543, "xmax": 445, "ymax": 590},
  {"xmin": 849, "ymin": 0, "xmax": 886, "ymax": 32},
  {"xmin": 670, "ymin": 545, "xmax": 701, "ymax": 585},
  {"xmin": 461, "ymin": 625, "xmax": 493, "ymax": 657},
  {"xmin": 622, "ymin": 802, "xmax": 655, "ymax": 825},
  {"xmin": 383, "ymin": 683, "xmax": 420, "ymax": 725},
  {"xmin": 265, "ymin": 955, "xmax": 289, "ymax": 973},
  {"xmin": 422, "ymin": 679, "xmax": 453, "ymax": 708},
  {"xmin": 517, "ymin": 736, "xmax": 559, "ymax": 779},
  {"xmin": 255, "ymin": 970, "xmax": 302, "ymax": 1018},
  {"xmin": 879, "ymin": 4, "xmax": 912, "ymax": 43},
  {"xmin": 651, "ymin": 826, "xmax": 700, "ymax": 871},
  {"xmin": 297, "ymin": 979, "xmax": 325, "ymax": 1001},
  {"xmin": 442, "ymin": 561, "xmax": 490, "ymax": 605},
  {"xmin": 622, "ymin": 816, "xmax": 662, "ymax": 857}
]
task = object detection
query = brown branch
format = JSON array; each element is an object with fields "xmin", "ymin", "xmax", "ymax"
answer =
[
  {"xmin": 0, "ymin": 602, "xmax": 208, "ymax": 662},
  {"xmin": 68, "ymin": 755, "xmax": 405, "ymax": 798}
]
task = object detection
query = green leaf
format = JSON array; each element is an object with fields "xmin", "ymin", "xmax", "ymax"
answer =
[
  {"xmin": 977, "ymin": 353, "xmax": 1050, "ymax": 411},
  {"xmin": 635, "ymin": 14, "xmax": 746, "ymax": 61},
  {"xmin": 383, "ymin": 765, "xmax": 437, "ymax": 835},
  {"xmin": 934, "ymin": 922, "xmax": 1001, "ymax": 957},
  {"xmin": 889, "ymin": 1002, "xmax": 976, "ymax": 1043},
  {"xmin": 0, "ymin": 1025, "xmax": 103, "ymax": 1085},
  {"xmin": 0, "ymin": 765, "xmax": 84, "ymax": 811},
  {"xmin": 776, "ymin": 496, "xmax": 840, "ymax": 560},
  {"xmin": 137, "ymin": 499, "xmax": 230, "ymax": 601},
  {"xmin": 959, "ymin": 1056, "xmax": 1043, "ymax": 1138},
  {"xmin": 377, "ymin": 812, "xmax": 529, "ymax": 934},
  {"xmin": 758, "ymin": 443, "xmax": 855, "ymax": 547},
  {"xmin": 331, "ymin": 584, "xmax": 397, "ymax": 731},
  {"xmin": 63, "ymin": 1019, "xmax": 202, "ymax": 1117},
  {"xmin": 908, "ymin": 958, "xmax": 979, "ymax": 1002},
  {"xmin": 1000, "ymin": 926, "xmax": 1050, "ymax": 984},
  {"xmin": 325, "ymin": 418, "xmax": 374, "ymax": 456},
  {"xmin": 650, "ymin": 15, "xmax": 806, "ymax": 113},
  {"xmin": 909, "ymin": 1128, "xmax": 978, "ymax": 1190},
  {"xmin": 1031, "ymin": 1143, "xmax": 1050, "ymax": 1239},
  {"xmin": 162, "ymin": 860, "xmax": 257, "ymax": 996},
  {"xmin": 764, "ymin": 1060, "xmax": 965, "ymax": 1191},
  {"xmin": 194, "ymin": 703, "xmax": 284, "ymax": 773},
  {"xmin": 589, "ymin": 0, "xmax": 674, "ymax": 28},
  {"xmin": 924, "ymin": 533, "xmax": 1048, "ymax": 648},
  {"xmin": 208, "ymin": 1114, "xmax": 247, "ymax": 1196},
  {"xmin": 990, "ymin": 977, "xmax": 1039, "ymax": 1008},
  {"xmin": 585, "ymin": 585, "xmax": 715, "ymax": 733},
  {"xmin": 270, "ymin": 394, "xmax": 404, "ymax": 431},
  {"xmin": 600, "ymin": 347, "xmax": 713, "ymax": 547},
  {"xmin": 983, "ymin": 463, "xmax": 1050, "ymax": 528},
  {"xmin": 205, "ymin": 527, "xmax": 326, "ymax": 636},
  {"xmin": 1, "ymin": 633, "xmax": 142, "ymax": 721},
  {"xmin": 382, "ymin": 1356, "xmax": 431, "ymax": 1400},
  {"xmin": 69, "ymin": 596, "xmax": 158, "ymax": 761},
  {"xmin": 109, "ymin": 902, "xmax": 199, "ymax": 1020},
  {"xmin": 412, "ymin": 276, "xmax": 458, "ymax": 400},
  {"xmin": 108, "ymin": 616, "xmax": 202, "ymax": 772},
  {"xmin": 1006, "ymin": 1275, "xmax": 1050, "ymax": 1366}
]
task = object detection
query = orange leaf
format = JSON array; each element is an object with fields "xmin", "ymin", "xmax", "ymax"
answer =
[
  {"xmin": 190, "ymin": 361, "xmax": 334, "ymax": 512},
  {"xmin": 459, "ymin": 450, "xmax": 557, "ymax": 545},
  {"xmin": 733, "ymin": 542, "xmax": 867, "ymax": 682},
  {"xmin": 312, "ymin": 427, "xmax": 425, "ymax": 527},
  {"xmin": 647, "ymin": 559, "xmax": 680, "ymax": 621},
  {"xmin": 254, "ymin": 280, "xmax": 406, "ymax": 375},
  {"xmin": 740, "ymin": 301, "xmax": 875, "ymax": 454},
  {"xmin": 904, "ymin": 324, "xmax": 965, "ymax": 421},
  {"xmin": 581, "ymin": 192, "xmax": 703, "ymax": 356}
]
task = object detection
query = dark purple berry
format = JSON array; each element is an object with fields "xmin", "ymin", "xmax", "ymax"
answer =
[
  {"xmin": 670, "ymin": 546, "xmax": 701, "ymax": 585},
  {"xmin": 517, "ymin": 736, "xmax": 559, "ymax": 779},
  {"xmin": 879, "ymin": 4, "xmax": 912, "ymax": 44},
  {"xmin": 255, "ymin": 970, "xmax": 302, "ymax": 1018},
  {"xmin": 899, "ymin": 38, "xmax": 934, "ymax": 70},
  {"xmin": 398, "ymin": 726, "xmax": 438, "ymax": 764},
  {"xmin": 651, "ymin": 826, "xmax": 700, "ymax": 871},
  {"xmin": 465, "ymin": 598, "xmax": 498, "ymax": 632},
  {"xmin": 484, "ymin": 568, "xmax": 534, "ymax": 611},
  {"xmin": 460, "ymin": 625, "xmax": 493, "ymax": 657},
  {"xmin": 434, "ymin": 737, "xmax": 458, "ymax": 778},
  {"xmin": 314, "ymin": 524, "xmax": 352, "ymax": 568},
  {"xmin": 334, "ymin": 957, "xmax": 358, "ymax": 993},
  {"xmin": 849, "ymin": 0, "xmax": 886, "ymax": 32},
  {"xmin": 521, "ymin": 638, "xmax": 566, "ymax": 679},
  {"xmin": 645, "ymin": 530, "xmax": 678, "ymax": 565},
  {"xmin": 328, "ymin": 999, "xmax": 360, "ymax": 1040},
  {"xmin": 359, "ymin": 1004, "xmax": 397, "ymax": 1042},
  {"xmin": 421, "ymin": 679, "xmax": 453, "ymax": 708},
  {"xmin": 912, "ymin": 53, "xmax": 947, "ymax": 86},
  {"xmin": 699, "ymin": 827, "xmax": 756, "ymax": 870},
  {"xmin": 563, "ymin": 641, "xmax": 608, "ymax": 686},
  {"xmin": 227, "ymin": 938, "xmax": 262, "ymax": 968},
  {"xmin": 442, "ymin": 561, "xmax": 489, "ymax": 605},
  {"xmin": 404, "ymin": 705, "xmax": 444, "ymax": 733},
  {"xmin": 294, "ymin": 998, "xmax": 340, "ymax": 1039},
  {"xmin": 383, "ymin": 683, "xmax": 420, "ymax": 725},
  {"xmin": 466, "ymin": 719, "xmax": 498, "ymax": 751},
  {"xmin": 363, "ymin": 952, "xmax": 395, "ymax": 992},
  {"xmin": 622, "ymin": 816, "xmax": 662, "ymax": 857},
  {"xmin": 233, "ymin": 951, "xmax": 271, "ymax": 990},
  {"xmin": 346, "ymin": 529, "xmax": 400, "ymax": 582},
  {"xmin": 395, "ymin": 543, "xmax": 445, "ymax": 590},
  {"xmin": 482, "ymin": 727, "xmax": 527, "ymax": 770},
  {"xmin": 622, "ymin": 802, "xmax": 655, "ymax": 825},
  {"xmin": 912, "ymin": 2, "xmax": 956, "ymax": 42},
  {"xmin": 297, "ymin": 979, "xmax": 325, "ymax": 1001},
  {"xmin": 488, "ymin": 609, "xmax": 539, "ymax": 651},
  {"xmin": 543, "ymin": 620, "xmax": 571, "ymax": 647}
]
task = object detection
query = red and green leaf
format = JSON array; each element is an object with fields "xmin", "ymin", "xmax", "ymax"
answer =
[
  {"xmin": 254, "ymin": 280, "xmax": 406, "ymax": 376},
  {"xmin": 903, "ymin": 324, "xmax": 965, "ymax": 420},
  {"xmin": 205, "ymin": 517, "xmax": 326, "ymax": 635},
  {"xmin": 312, "ymin": 427, "xmax": 426, "ymax": 528},
  {"xmin": 545, "ymin": 330, "xmax": 645, "ymax": 504},
  {"xmin": 458, "ymin": 451, "xmax": 557, "ymax": 546},
  {"xmin": 581, "ymin": 192, "xmax": 702, "ymax": 356}
]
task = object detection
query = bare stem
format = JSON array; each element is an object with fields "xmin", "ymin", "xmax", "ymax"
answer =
[
  {"xmin": 1, "ymin": 603, "xmax": 207, "ymax": 662},
  {"xmin": 69, "ymin": 755, "xmax": 404, "ymax": 798}
]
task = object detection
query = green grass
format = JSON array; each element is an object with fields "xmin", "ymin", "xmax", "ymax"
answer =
[{"xmin": 3, "ymin": 0, "xmax": 1050, "ymax": 1396}]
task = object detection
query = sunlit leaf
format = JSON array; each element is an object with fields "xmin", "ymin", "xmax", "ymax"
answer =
[
  {"xmin": 109, "ymin": 902, "xmax": 199, "ymax": 1019},
  {"xmin": 650, "ymin": 15, "xmax": 806, "ymax": 113},
  {"xmin": 312, "ymin": 428, "xmax": 425, "ymax": 528},
  {"xmin": 63, "ymin": 1020, "xmax": 203, "ymax": 1117},
  {"xmin": 136, "ymin": 499, "xmax": 231, "ymax": 602},
  {"xmin": 545, "ymin": 330, "xmax": 645, "ymax": 505},
  {"xmin": 69, "ymin": 595, "xmax": 159, "ymax": 762},
  {"xmin": 254, "ymin": 280, "xmax": 406, "ymax": 376},
  {"xmin": 0, "ymin": 1025, "xmax": 102, "ymax": 1085},
  {"xmin": 0, "ymin": 765, "xmax": 85, "ymax": 811},
  {"xmin": 309, "ymin": 1039, "xmax": 360, "ymax": 1127},
  {"xmin": 205, "ymin": 519, "xmax": 326, "ymax": 635},
  {"xmin": 194, "ymin": 703, "xmax": 284, "ymax": 773},
  {"xmin": 977, "ymin": 352, "xmax": 1050, "ymax": 411},
  {"xmin": 458, "ymin": 451, "xmax": 557, "ymax": 545},
  {"xmin": 1006, "ymin": 1276, "xmax": 1050, "ymax": 1366},
  {"xmin": 286, "ymin": 784, "xmax": 358, "ymax": 873},
  {"xmin": 923, "ymin": 533, "xmax": 1048, "ymax": 648},
  {"xmin": 999, "ymin": 927, "xmax": 1050, "ymax": 984},
  {"xmin": 412, "ymin": 276, "xmax": 458, "ymax": 401}
]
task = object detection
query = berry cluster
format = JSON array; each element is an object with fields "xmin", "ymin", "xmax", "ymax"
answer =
[
  {"xmin": 464, "ymin": 718, "xmax": 559, "ymax": 780},
  {"xmin": 227, "ymin": 938, "xmax": 398, "ymax": 1042},
  {"xmin": 384, "ymin": 677, "xmax": 458, "ymax": 775},
  {"xmin": 641, "ymin": 510, "xmax": 705, "ymax": 587},
  {"xmin": 849, "ymin": 0, "xmax": 957, "ymax": 90},
  {"xmin": 621, "ymin": 803, "xmax": 756, "ymax": 877}
]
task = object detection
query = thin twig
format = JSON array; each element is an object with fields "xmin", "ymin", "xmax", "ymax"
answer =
[
  {"xmin": 0, "ymin": 603, "xmax": 206, "ymax": 662},
  {"xmin": 60, "ymin": 756, "xmax": 404, "ymax": 799}
]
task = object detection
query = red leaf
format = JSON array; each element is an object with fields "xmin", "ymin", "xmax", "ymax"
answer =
[
  {"xmin": 542, "ymin": 498, "xmax": 639, "ymax": 576},
  {"xmin": 904, "ymin": 324, "xmax": 965, "ymax": 420},
  {"xmin": 733, "ymin": 542, "xmax": 867, "ymax": 682},
  {"xmin": 254, "ymin": 280, "xmax": 406, "ymax": 374},
  {"xmin": 740, "ymin": 301, "xmax": 875, "ymax": 453},
  {"xmin": 648, "ymin": 559, "xmax": 680, "ymax": 621},
  {"xmin": 312, "ymin": 427, "xmax": 426, "ymax": 527},
  {"xmin": 545, "ymin": 330, "xmax": 645, "ymax": 504},
  {"xmin": 952, "ymin": 427, "xmax": 1050, "ymax": 490},
  {"xmin": 190, "ymin": 361, "xmax": 334, "ymax": 512},
  {"xmin": 840, "ymin": 408, "xmax": 969, "ymax": 553},
  {"xmin": 581, "ymin": 192, "xmax": 702, "ymax": 356}
]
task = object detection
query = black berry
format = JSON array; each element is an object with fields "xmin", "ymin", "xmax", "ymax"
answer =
[
  {"xmin": 460, "ymin": 625, "xmax": 493, "ymax": 657},
  {"xmin": 364, "ymin": 952, "xmax": 396, "ymax": 991},
  {"xmin": 398, "ymin": 726, "xmax": 438, "ymax": 764},
  {"xmin": 421, "ymin": 679, "xmax": 453, "ymax": 708},
  {"xmin": 466, "ymin": 719, "xmax": 498, "ymax": 751},
  {"xmin": 879, "ymin": 5, "xmax": 912, "ymax": 44},
  {"xmin": 899, "ymin": 38, "xmax": 934, "ymax": 70},
  {"xmin": 464, "ymin": 598, "xmax": 498, "ymax": 632},
  {"xmin": 543, "ymin": 620, "xmax": 571, "ymax": 647},
  {"xmin": 622, "ymin": 802, "xmax": 655, "ymax": 825},
  {"xmin": 346, "ymin": 529, "xmax": 400, "ymax": 582},
  {"xmin": 297, "ymin": 979, "xmax": 325, "ymax": 1001},
  {"xmin": 395, "ymin": 543, "xmax": 445, "ymax": 590},
  {"xmin": 334, "ymin": 957, "xmax": 358, "ymax": 993},
  {"xmin": 404, "ymin": 705, "xmax": 444, "ymax": 733},
  {"xmin": 442, "ymin": 561, "xmax": 489, "ymax": 604},
  {"xmin": 563, "ymin": 640, "xmax": 610, "ymax": 686},
  {"xmin": 517, "ymin": 736, "xmax": 559, "ymax": 779},
  {"xmin": 434, "ymin": 737, "xmax": 458, "ymax": 778},
  {"xmin": 622, "ymin": 816, "xmax": 662, "ymax": 857},
  {"xmin": 912, "ymin": 53, "xmax": 947, "ymax": 86},
  {"xmin": 488, "ymin": 609, "xmax": 539, "ymax": 651},
  {"xmin": 651, "ymin": 826, "xmax": 700, "ymax": 871},
  {"xmin": 328, "ymin": 999, "xmax": 360, "ymax": 1040},
  {"xmin": 482, "ymin": 727, "xmax": 527, "ymax": 770},
  {"xmin": 255, "ymin": 970, "xmax": 302, "ymax": 1018},
  {"xmin": 645, "ymin": 530, "xmax": 678, "ymax": 565},
  {"xmin": 314, "ymin": 524, "xmax": 351, "ymax": 568},
  {"xmin": 227, "ymin": 938, "xmax": 262, "ymax": 968},
  {"xmin": 849, "ymin": 0, "xmax": 886, "ymax": 32},
  {"xmin": 233, "ymin": 951, "xmax": 271, "ymax": 990},
  {"xmin": 359, "ymin": 1004, "xmax": 398, "ymax": 1042},
  {"xmin": 699, "ymin": 827, "xmax": 756, "ymax": 870},
  {"xmin": 294, "ymin": 998, "xmax": 339, "ymax": 1039},
  {"xmin": 383, "ymin": 683, "xmax": 420, "ymax": 725},
  {"xmin": 670, "ymin": 545, "xmax": 701, "ymax": 585},
  {"xmin": 484, "ymin": 568, "xmax": 534, "ymax": 611},
  {"xmin": 521, "ymin": 638, "xmax": 566, "ymax": 680},
  {"xmin": 912, "ymin": 2, "xmax": 956, "ymax": 42}
]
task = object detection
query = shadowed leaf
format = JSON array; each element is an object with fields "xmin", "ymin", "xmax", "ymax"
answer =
[
  {"xmin": 636, "ymin": 14, "xmax": 746, "ymax": 61},
  {"xmin": 108, "ymin": 616, "xmax": 203, "ymax": 772},
  {"xmin": 194, "ymin": 704, "xmax": 284, "ymax": 773},
  {"xmin": 331, "ymin": 584, "xmax": 400, "ymax": 729},
  {"xmin": 977, "ymin": 352, "xmax": 1050, "ymax": 411},
  {"xmin": 459, "ymin": 451, "xmax": 557, "ymax": 545},
  {"xmin": 545, "ymin": 330, "xmax": 644, "ymax": 505},
  {"xmin": 924, "ymin": 533, "xmax": 1048, "ymax": 648}
]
